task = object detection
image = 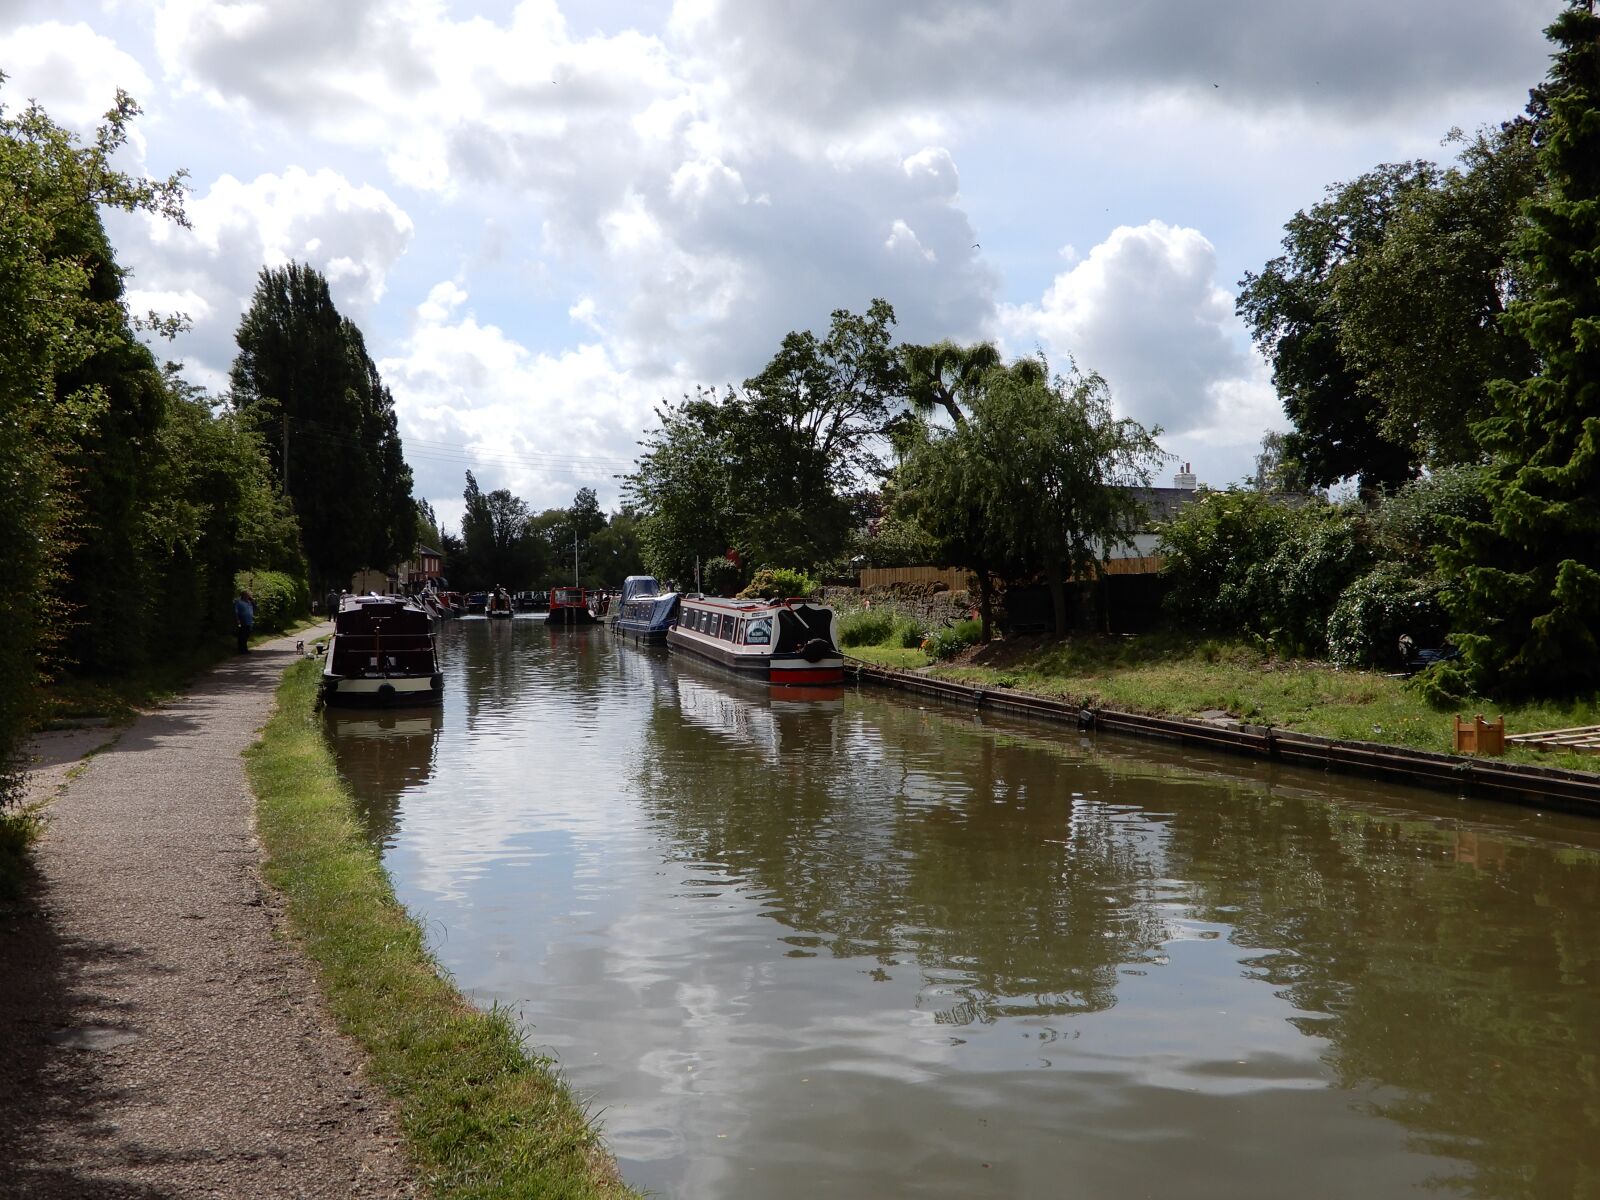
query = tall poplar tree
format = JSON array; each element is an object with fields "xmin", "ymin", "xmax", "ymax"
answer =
[
  {"xmin": 1444, "ymin": 1, "xmax": 1600, "ymax": 696},
  {"xmin": 230, "ymin": 263, "xmax": 414, "ymax": 591}
]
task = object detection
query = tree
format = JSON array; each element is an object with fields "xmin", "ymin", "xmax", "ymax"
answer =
[
  {"xmin": 1241, "ymin": 118, "xmax": 1545, "ymax": 490},
  {"xmin": 230, "ymin": 263, "xmax": 414, "ymax": 592},
  {"xmin": 893, "ymin": 426, "xmax": 1011, "ymax": 640},
  {"xmin": 1442, "ymin": 1, "xmax": 1600, "ymax": 697},
  {"xmin": 629, "ymin": 301, "xmax": 905, "ymax": 578},
  {"xmin": 897, "ymin": 358, "xmax": 1165, "ymax": 637},
  {"xmin": 0, "ymin": 83, "xmax": 187, "ymax": 788},
  {"xmin": 1250, "ymin": 431, "xmax": 1319, "ymax": 495},
  {"xmin": 899, "ymin": 339, "xmax": 1000, "ymax": 426},
  {"xmin": 972, "ymin": 362, "xmax": 1167, "ymax": 634},
  {"xmin": 1238, "ymin": 164, "xmax": 1432, "ymax": 493},
  {"xmin": 1333, "ymin": 120, "xmax": 1541, "ymax": 466},
  {"xmin": 626, "ymin": 390, "xmax": 741, "ymax": 582},
  {"xmin": 458, "ymin": 471, "xmax": 543, "ymax": 588}
]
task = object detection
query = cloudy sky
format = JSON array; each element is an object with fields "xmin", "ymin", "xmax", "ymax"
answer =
[{"xmin": 1, "ymin": 0, "xmax": 1557, "ymax": 530}]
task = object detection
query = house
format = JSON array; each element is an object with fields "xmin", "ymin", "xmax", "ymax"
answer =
[
  {"xmin": 348, "ymin": 546, "xmax": 443, "ymax": 597},
  {"xmin": 399, "ymin": 545, "xmax": 443, "ymax": 588}
]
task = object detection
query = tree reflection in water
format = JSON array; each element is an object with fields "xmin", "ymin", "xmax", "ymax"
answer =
[
  {"xmin": 637, "ymin": 659, "xmax": 1600, "ymax": 1196},
  {"xmin": 638, "ymin": 659, "xmax": 1177, "ymax": 1027}
]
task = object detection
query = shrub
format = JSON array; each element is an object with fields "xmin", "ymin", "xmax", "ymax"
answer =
[
  {"xmin": 926, "ymin": 618, "xmax": 983, "ymax": 661},
  {"xmin": 701, "ymin": 557, "xmax": 742, "ymax": 596},
  {"xmin": 897, "ymin": 618, "xmax": 925, "ymax": 649},
  {"xmin": 1408, "ymin": 661, "xmax": 1474, "ymax": 711},
  {"xmin": 738, "ymin": 566, "xmax": 819, "ymax": 600},
  {"xmin": 1327, "ymin": 565, "xmax": 1445, "ymax": 668},
  {"xmin": 839, "ymin": 609, "xmax": 896, "ymax": 648},
  {"xmin": 1159, "ymin": 488, "xmax": 1370, "ymax": 655},
  {"xmin": 238, "ymin": 569, "xmax": 309, "ymax": 634}
]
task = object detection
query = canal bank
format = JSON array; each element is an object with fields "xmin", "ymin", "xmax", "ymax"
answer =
[
  {"xmin": 0, "ymin": 628, "xmax": 414, "ymax": 1198},
  {"xmin": 248, "ymin": 659, "xmax": 635, "ymax": 1199},
  {"xmin": 848, "ymin": 661, "xmax": 1600, "ymax": 815}
]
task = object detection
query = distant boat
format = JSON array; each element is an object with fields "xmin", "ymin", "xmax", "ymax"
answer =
[
  {"xmin": 667, "ymin": 595, "xmax": 842, "ymax": 686},
  {"xmin": 613, "ymin": 575, "xmax": 680, "ymax": 643},
  {"xmin": 486, "ymin": 588, "xmax": 514, "ymax": 618},
  {"xmin": 320, "ymin": 594, "xmax": 443, "ymax": 707},
  {"xmin": 547, "ymin": 586, "xmax": 601, "ymax": 626},
  {"xmin": 465, "ymin": 591, "xmax": 487, "ymax": 615}
]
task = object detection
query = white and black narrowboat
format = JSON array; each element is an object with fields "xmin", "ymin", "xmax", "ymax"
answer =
[
  {"xmin": 666, "ymin": 596, "xmax": 842, "ymax": 686},
  {"xmin": 613, "ymin": 575, "xmax": 681, "ymax": 643},
  {"xmin": 321, "ymin": 594, "xmax": 444, "ymax": 707}
]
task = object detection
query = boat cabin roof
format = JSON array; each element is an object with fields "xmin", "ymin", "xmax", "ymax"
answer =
[{"xmin": 682, "ymin": 595, "xmax": 826, "ymax": 615}]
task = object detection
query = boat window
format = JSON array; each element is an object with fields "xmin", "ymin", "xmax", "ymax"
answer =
[
  {"xmin": 717, "ymin": 614, "xmax": 731, "ymax": 640},
  {"xmin": 745, "ymin": 616, "xmax": 771, "ymax": 645}
]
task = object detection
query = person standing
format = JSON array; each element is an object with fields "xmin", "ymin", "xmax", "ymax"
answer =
[{"xmin": 234, "ymin": 590, "xmax": 255, "ymax": 653}]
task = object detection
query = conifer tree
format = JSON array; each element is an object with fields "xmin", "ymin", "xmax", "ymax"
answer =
[
  {"xmin": 1444, "ymin": 1, "xmax": 1600, "ymax": 696},
  {"xmin": 231, "ymin": 263, "xmax": 414, "ymax": 592}
]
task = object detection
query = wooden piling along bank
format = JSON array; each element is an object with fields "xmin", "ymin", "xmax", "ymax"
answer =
[{"xmin": 846, "ymin": 662, "xmax": 1600, "ymax": 816}]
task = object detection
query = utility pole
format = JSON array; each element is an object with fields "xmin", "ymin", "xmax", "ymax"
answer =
[{"xmin": 573, "ymin": 529, "xmax": 579, "ymax": 587}]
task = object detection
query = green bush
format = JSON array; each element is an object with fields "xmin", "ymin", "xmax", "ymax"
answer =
[
  {"xmin": 927, "ymin": 618, "xmax": 983, "ymax": 661},
  {"xmin": 701, "ymin": 557, "xmax": 742, "ymax": 596},
  {"xmin": 840, "ymin": 609, "xmax": 896, "ymax": 647},
  {"xmin": 1327, "ymin": 565, "xmax": 1444, "ymax": 667},
  {"xmin": 897, "ymin": 618, "xmax": 925, "ymax": 649},
  {"xmin": 1408, "ymin": 661, "xmax": 1474, "ymax": 711},
  {"xmin": 238, "ymin": 569, "xmax": 309, "ymax": 634},
  {"xmin": 1158, "ymin": 489, "xmax": 1371, "ymax": 656},
  {"xmin": 737, "ymin": 566, "xmax": 819, "ymax": 600}
]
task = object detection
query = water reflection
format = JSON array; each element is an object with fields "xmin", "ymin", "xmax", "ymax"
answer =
[
  {"xmin": 324, "ymin": 707, "xmax": 442, "ymax": 845},
  {"xmin": 324, "ymin": 622, "xmax": 1600, "ymax": 1199}
]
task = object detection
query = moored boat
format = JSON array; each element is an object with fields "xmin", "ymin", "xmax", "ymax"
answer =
[
  {"xmin": 320, "ymin": 594, "xmax": 443, "ymax": 707},
  {"xmin": 666, "ymin": 595, "xmax": 842, "ymax": 685},
  {"xmin": 547, "ymin": 586, "xmax": 601, "ymax": 626},
  {"xmin": 613, "ymin": 575, "xmax": 680, "ymax": 642}
]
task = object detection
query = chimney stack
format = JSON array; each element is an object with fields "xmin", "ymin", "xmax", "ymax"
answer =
[{"xmin": 1174, "ymin": 462, "xmax": 1197, "ymax": 490}]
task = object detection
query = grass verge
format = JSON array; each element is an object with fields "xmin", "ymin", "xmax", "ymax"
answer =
[
  {"xmin": 862, "ymin": 632, "xmax": 1600, "ymax": 776},
  {"xmin": 246, "ymin": 659, "xmax": 636, "ymax": 1200},
  {"xmin": 0, "ymin": 802, "xmax": 40, "ymax": 904}
]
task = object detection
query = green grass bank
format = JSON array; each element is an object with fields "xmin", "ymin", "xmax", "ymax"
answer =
[
  {"xmin": 246, "ymin": 659, "xmax": 636, "ymax": 1200},
  {"xmin": 849, "ymin": 633, "xmax": 1600, "ymax": 777}
]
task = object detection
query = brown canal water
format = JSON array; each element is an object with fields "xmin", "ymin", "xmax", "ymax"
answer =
[{"xmin": 326, "ymin": 618, "xmax": 1600, "ymax": 1199}]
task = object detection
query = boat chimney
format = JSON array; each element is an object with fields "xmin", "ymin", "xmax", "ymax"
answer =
[{"xmin": 1174, "ymin": 462, "xmax": 1197, "ymax": 490}]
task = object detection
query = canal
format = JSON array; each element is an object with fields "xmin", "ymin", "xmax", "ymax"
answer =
[{"xmin": 327, "ymin": 618, "xmax": 1600, "ymax": 1199}]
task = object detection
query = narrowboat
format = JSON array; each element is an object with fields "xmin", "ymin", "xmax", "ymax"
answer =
[
  {"xmin": 613, "ymin": 575, "xmax": 680, "ymax": 643},
  {"xmin": 486, "ymin": 587, "xmax": 514, "ymax": 618},
  {"xmin": 547, "ymin": 586, "xmax": 601, "ymax": 626},
  {"xmin": 320, "ymin": 594, "xmax": 443, "ymax": 707},
  {"xmin": 666, "ymin": 595, "xmax": 842, "ymax": 686}
]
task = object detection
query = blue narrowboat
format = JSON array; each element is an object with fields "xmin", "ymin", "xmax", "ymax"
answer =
[{"xmin": 612, "ymin": 575, "xmax": 681, "ymax": 643}]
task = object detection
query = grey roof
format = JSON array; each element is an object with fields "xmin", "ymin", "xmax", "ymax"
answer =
[{"xmin": 1123, "ymin": 487, "xmax": 1200, "ymax": 527}]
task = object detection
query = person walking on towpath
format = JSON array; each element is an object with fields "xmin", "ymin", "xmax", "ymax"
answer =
[{"xmin": 234, "ymin": 589, "xmax": 255, "ymax": 652}]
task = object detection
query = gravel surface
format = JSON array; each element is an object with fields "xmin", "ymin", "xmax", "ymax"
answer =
[{"xmin": 0, "ymin": 631, "xmax": 416, "ymax": 1199}]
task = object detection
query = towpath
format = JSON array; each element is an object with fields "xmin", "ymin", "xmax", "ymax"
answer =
[{"xmin": 0, "ymin": 630, "xmax": 415, "ymax": 1198}]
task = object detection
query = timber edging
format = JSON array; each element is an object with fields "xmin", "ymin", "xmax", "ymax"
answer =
[{"xmin": 845, "ymin": 661, "xmax": 1600, "ymax": 815}]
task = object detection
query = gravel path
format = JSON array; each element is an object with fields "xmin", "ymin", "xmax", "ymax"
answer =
[{"xmin": 0, "ymin": 631, "xmax": 416, "ymax": 1199}]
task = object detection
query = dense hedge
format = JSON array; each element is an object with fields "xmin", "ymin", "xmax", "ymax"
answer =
[
  {"xmin": 1157, "ymin": 471, "xmax": 1487, "ymax": 665},
  {"xmin": 238, "ymin": 570, "xmax": 310, "ymax": 634}
]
